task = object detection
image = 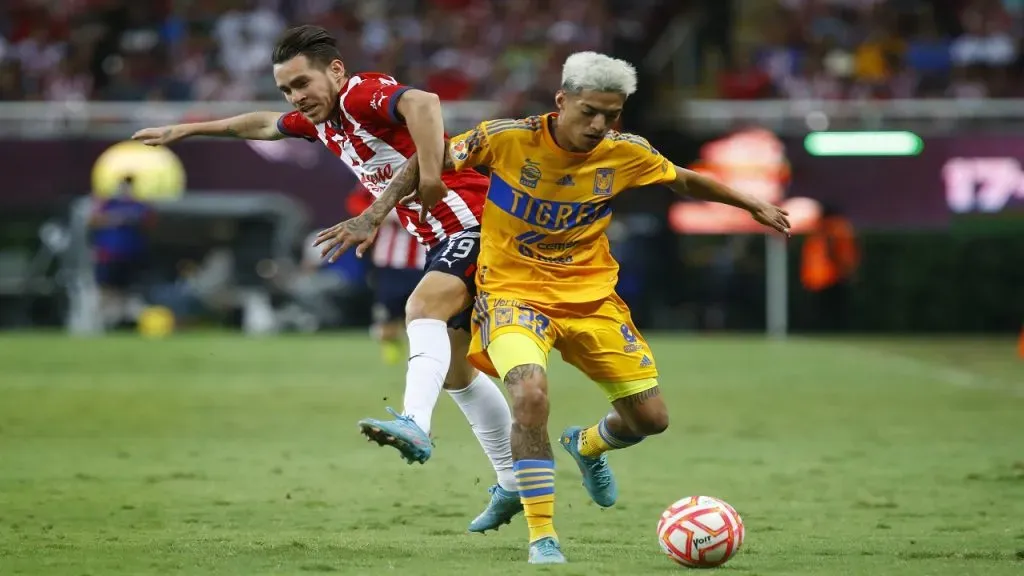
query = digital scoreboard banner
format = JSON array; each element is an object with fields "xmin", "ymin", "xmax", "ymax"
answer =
[
  {"xmin": 670, "ymin": 130, "xmax": 1024, "ymax": 233},
  {"xmin": 0, "ymin": 135, "xmax": 1022, "ymax": 229},
  {"xmin": 782, "ymin": 133, "xmax": 1024, "ymax": 230}
]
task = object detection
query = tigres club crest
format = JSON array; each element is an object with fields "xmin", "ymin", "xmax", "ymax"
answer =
[{"xmin": 593, "ymin": 168, "xmax": 615, "ymax": 196}]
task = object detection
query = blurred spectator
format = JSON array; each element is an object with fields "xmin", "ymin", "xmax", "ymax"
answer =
[
  {"xmin": 3, "ymin": 0, "xmax": 1018, "ymax": 106},
  {"xmin": 718, "ymin": 47, "xmax": 774, "ymax": 100},
  {"xmin": 89, "ymin": 175, "xmax": 154, "ymax": 327},
  {"xmin": 852, "ymin": 13, "xmax": 905, "ymax": 95},
  {"xmin": 905, "ymin": 14, "xmax": 952, "ymax": 95},
  {"xmin": 733, "ymin": 0, "xmax": 1024, "ymax": 100},
  {"xmin": 212, "ymin": 0, "xmax": 285, "ymax": 83},
  {"xmin": 779, "ymin": 44, "xmax": 844, "ymax": 99},
  {"xmin": 0, "ymin": 60, "xmax": 27, "ymax": 100},
  {"xmin": 0, "ymin": 0, "xmax": 638, "ymax": 116},
  {"xmin": 193, "ymin": 64, "xmax": 256, "ymax": 101},
  {"xmin": 800, "ymin": 202, "xmax": 859, "ymax": 333}
]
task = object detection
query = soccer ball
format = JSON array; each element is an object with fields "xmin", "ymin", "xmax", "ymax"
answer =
[{"xmin": 657, "ymin": 495, "xmax": 745, "ymax": 568}]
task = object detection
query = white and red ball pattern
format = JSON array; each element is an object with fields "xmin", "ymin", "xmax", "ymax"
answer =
[{"xmin": 657, "ymin": 495, "xmax": 745, "ymax": 568}]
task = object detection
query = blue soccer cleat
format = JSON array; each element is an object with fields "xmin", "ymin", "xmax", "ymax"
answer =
[
  {"xmin": 528, "ymin": 537, "xmax": 566, "ymax": 564},
  {"xmin": 559, "ymin": 425, "xmax": 618, "ymax": 507},
  {"xmin": 468, "ymin": 484, "xmax": 523, "ymax": 533},
  {"xmin": 358, "ymin": 407, "xmax": 433, "ymax": 464}
]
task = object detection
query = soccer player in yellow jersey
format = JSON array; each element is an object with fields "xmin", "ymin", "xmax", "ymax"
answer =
[{"xmin": 316, "ymin": 51, "xmax": 790, "ymax": 564}]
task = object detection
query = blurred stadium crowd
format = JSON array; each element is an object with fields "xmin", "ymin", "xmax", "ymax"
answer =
[
  {"xmin": 721, "ymin": 0, "xmax": 1024, "ymax": 100},
  {"xmin": 1, "ymin": 0, "xmax": 1022, "ymax": 109},
  {"xmin": 0, "ymin": 0, "xmax": 662, "ymax": 114}
]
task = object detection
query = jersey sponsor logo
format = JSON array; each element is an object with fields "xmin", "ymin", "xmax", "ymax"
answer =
[
  {"xmin": 513, "ymin": 231, "xmax": 578, "ymax": 263},
  {"xmin": 536, "ymin": 240, "xmax": 578, "ymax": 251},
  {"xmin": 520, "ymin": 159, "xmax": 542, "ymax": 189},
  {"xmin": 517, "ymin": 249, "xmax": 574, "ymax": 264},
  {"xmin": 361, "ymin": 163, "xmax": 395, "ymax": 188},
  {"xmin": 514, "ymin": 231, "xmax": 578, "ymax": 250},
  {"xmin": 593, "ymin": 168, "xmax": 616, "ymax": 196},
  {"xmin": 515, "ymin": 231, "xmax": 546, "ymax": 245},
  {"xmin": 621, "ymin": 323, "xmax": 644, "ymax": 353},
  {"xmin": 489, "ymin": 175, "xmax": 612, "ymax": 231}
]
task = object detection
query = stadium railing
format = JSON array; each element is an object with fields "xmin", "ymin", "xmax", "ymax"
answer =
[
  {"xmin": 670, "ymin": 99, "xmax": 1024, "ymax": 135},
  {"xmin": 1, "ymin": 99, "xmax": 1023, "ymax": 138}
]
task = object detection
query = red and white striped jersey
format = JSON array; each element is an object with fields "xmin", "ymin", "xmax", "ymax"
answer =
[
  {"xmin": 277, "ymin": 72, "xmax": 488, "ymax": 249},
  {"xmin": 347, "ymin": 188, "xmax": 426, "ymax": 270},
  {"xmin": 373, "ymin": 215, "xmax": 428, "ymax": 270}
]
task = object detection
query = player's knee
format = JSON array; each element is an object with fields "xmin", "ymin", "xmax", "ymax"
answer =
[
  {"xmin": 635, "ymin": 410, "xmax": 669, "ymax": 436},
  {"xmin": 404, "ymin": 293, "xmax": 436, "ymax": 322},
  {"xmin": 503, "ymin": 364, "xmax": 548, "ymax": 421}
]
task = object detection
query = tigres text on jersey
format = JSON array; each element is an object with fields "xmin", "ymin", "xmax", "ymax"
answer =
[{"xmin": 448, "ymin": 113, "xmax": 677, "ymax": 304}]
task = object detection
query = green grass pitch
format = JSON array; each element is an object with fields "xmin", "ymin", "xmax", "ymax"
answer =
[{"xmin": 1, "ymin": 333, "xmax": 1022, "ymax": 575}]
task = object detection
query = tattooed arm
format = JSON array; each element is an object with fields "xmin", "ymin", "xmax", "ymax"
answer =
[
  {"xmin": 312, "ymin": 146, "xmax": 454, "ymax": 261},
  {"xmin": 364, "ymin": 143, "xmax": 456, "ymax": 225},
  {"xmin": 371, "ymin": 155, "xmax": 422, "ymax": 226}
]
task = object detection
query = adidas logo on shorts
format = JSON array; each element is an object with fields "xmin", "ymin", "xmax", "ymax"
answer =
[{"xmin": 639, "ymin": 355, "xmax": 652, "ymax": 368}]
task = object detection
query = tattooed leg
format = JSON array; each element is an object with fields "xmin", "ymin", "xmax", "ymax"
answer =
[
  {"xmin": 503, "ymin": 364, "xmax": 553, "ymax": 461},
  {"xmin": 503, "ymin": 364, "xmax": 559, "ymax": 544},
  {"xmin": 608, "ymin": 384, "xmax": 669, "ymax": 438},
  {"xmin": 570, "ymin": 384, "xmax": 669, "ymax": 462}
]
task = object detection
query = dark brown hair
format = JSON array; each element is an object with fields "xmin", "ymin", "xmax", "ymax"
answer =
[{"xmin": 272, "ymin": 25, "xmax": 342, "ymax": 68}]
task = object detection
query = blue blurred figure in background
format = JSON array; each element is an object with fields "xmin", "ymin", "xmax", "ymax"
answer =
[{"xmin": 88, "ymin": 175, "xmax": 154, "ymax": 327}]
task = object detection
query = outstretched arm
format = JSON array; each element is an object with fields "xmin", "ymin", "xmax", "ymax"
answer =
[
  {"xmin": 132, "ymin": 111, "xmax": 286, "ymax": 145},
  {"xmin": 668, "ymin": 166, "xmax": 791, "ymax": 236}
]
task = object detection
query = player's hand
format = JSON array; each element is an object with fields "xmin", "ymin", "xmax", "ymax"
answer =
[
  {"xmin": 131, "ymin": 125, "xmax": 189, "ymax": 146},
  {"xmin": 403, "ymin": 176, "xmax": 448, "ymax": 223},
  {"xmin": 750, "ymin": 201, "xmax": 791, "ymax": 237},
  {"xmin": 313, "ymin": 215, "xmax": 380, "ymax": 261}
]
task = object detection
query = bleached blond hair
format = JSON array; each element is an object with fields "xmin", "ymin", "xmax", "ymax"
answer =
[{"xmin": 561, "ymin": 51, "xmax": 638, "ymax": 96}]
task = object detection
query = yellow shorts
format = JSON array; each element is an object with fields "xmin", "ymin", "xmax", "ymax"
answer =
[{"xmin": 468, "ymin": 291, "xmax": 659, "ymax": 401}]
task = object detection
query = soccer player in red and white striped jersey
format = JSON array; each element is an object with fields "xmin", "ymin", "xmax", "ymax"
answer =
[{"xmin": 132, "ymin": 25, "xmax": 521, "ymax": 533}]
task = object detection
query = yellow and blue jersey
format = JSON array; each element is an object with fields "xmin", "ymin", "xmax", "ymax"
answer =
[{"xmin": 449, "ymin": 113, "xmax": 677, "ymax": 304}]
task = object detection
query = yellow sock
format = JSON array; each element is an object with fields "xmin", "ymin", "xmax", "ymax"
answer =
[
  {"xmin": 523, "ymin": 495, "xmax": 556, "ymax": 542},
  {"xmin": 514, "ymin": 459, "xmax": 557, "ymax": 543},
  {"xmin": 578, "ymin": 417, "xmax": 644, "ymax": 458},
  {"xmin": 578, "ymin": 424, "xmax": 613, "ymax": 458}
]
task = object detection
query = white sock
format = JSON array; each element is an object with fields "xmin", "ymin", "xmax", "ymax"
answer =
[
  {"xmin": 448, "ymin": 371, "xmax": 516, "ymax": 492},
  {"xmin": 403, "ymin": 318, "xmax": 451, "ymax": 435}
]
